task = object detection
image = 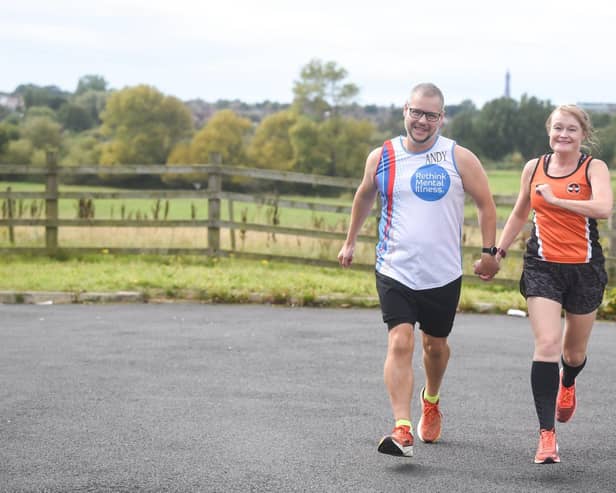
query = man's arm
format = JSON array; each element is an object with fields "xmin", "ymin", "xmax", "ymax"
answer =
[
  {"xmin": 454, "ymin": 145, "xmax": 499, "ymax": 280},
  {"xmin": 338, "ymin": 147, "xmax": 381, "ymax": 268}
]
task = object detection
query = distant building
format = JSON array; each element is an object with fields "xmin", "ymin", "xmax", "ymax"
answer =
[
  {"xmin": 504, "ymin": 70, "xmax": 511, "ymax": 98},
  {"xmin": 577, "ymin": 102, "xmax": 616, "ymax": 114},
  {"xmin": 0, "ymin": 92, "xmax": 24, "ymax": 111}
]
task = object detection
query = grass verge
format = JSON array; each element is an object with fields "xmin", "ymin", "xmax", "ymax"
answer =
[
  {"xmin": 0, "ymin": 253, "xmax": 528, "ymax": 313},
  {"xmin": 5, "ymin": 252, "xmax": 616, "ymax": 321}
]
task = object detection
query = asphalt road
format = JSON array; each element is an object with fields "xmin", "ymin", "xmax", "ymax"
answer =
[{"xmin": 1, "ymin": 304, "xmax": 615, "ymax": 493}]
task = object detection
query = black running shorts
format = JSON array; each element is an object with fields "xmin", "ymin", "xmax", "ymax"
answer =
[
  {"xmin": 375, "ymin": 272, "xmax": 462, "ymax": 338},
  {"xmin": 520, "ymin": 257, "xmax": 607, "ymax": 314}
]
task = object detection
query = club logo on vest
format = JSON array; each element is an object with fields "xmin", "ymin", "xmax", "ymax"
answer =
[
  {"xmin": 411, "ymin": 164, "xmax": 450, "ymax": 201},
  {"xmin": 567, "ymin": 183, "xmax": 581, "ymax": 194}
]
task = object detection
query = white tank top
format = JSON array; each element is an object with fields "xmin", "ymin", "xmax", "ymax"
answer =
[{"xmin": 374, "ymin": 135, "xmax": 464, "ymax": 290}]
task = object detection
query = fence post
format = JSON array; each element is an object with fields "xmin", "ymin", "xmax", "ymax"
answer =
[
  {"xmin": 6, "ymin": 186, "xmax": 15, "ymax": 244},
  {"xmin": 208, "ymin": 153, "xmax": 222, "ymax": 253},
  {"xmin": 45, "ymin": 151, "xmax": 59, "ymax": 253},
  {"xmin": 228, "ymin": 199, "xmax": 236, "ymax": 251}
]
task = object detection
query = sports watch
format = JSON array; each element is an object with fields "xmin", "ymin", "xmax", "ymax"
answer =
[{"xmin": 482, "ymin": 246, "xmax": 498, "ymax": 256}]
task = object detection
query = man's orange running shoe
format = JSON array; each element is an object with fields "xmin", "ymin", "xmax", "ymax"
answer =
[
  {"xmin": 377, "ymin": 425, "xmax": 414, "ymax": 457},
  {"xmin": 534, "ymin": 428, "xmax": 561, "ymax": 464},
  {"xmin": 417, "ymin": 388, "xmax": 442, "ymax": 443},
  {"xmin": 556, "ymin": 369, "xmax": 577, "ymax": 423}
]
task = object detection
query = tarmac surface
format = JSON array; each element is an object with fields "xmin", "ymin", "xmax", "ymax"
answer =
[{"xmin": 1, "ymin": 304, "xmax": 615, "ymax": 493}]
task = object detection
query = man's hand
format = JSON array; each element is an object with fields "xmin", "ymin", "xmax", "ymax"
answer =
[{"xmin": 338, "ymin": 243, "xmax": 355, "ymax": 268}]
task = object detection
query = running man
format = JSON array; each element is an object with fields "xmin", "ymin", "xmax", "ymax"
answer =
[{"xmin": 338, "ymin": 82, "xmax": 499, "ymax": 457}]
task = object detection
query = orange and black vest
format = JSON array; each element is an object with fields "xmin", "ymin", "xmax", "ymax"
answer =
[{"xmin": 526, "ymin": 153, "xmax": 603, "ymax": 263}]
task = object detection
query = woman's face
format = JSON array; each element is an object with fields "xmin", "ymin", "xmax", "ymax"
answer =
[{"xmin": 548, "ymin": 110, "xmax": 585, "ymax": 154}]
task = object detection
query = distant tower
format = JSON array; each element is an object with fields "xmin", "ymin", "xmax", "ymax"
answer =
[{"xmin": 504, "ymin": 70, "xmax": 511, "ymax": 98}]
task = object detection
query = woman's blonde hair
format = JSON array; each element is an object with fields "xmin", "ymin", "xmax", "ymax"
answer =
[{"xmin": 545, "ymin": 104, "xmax": 598, "ymax": 152}]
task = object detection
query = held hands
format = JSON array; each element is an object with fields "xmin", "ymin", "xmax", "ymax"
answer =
[{"xmin": 473, "ymin": 255, "xmax": 500, "ymax": 281}]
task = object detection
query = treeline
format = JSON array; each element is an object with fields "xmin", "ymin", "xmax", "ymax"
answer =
[{"xmin": 1, "ymin": 59, "xmax": 615, "ymax": 191}]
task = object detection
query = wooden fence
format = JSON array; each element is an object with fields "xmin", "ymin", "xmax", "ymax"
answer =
[{"xmin": 2, "ymin": 152, "xmax": 616, "ymax": 286}]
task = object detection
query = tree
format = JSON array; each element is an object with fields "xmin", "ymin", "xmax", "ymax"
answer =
[
  {"xmin": 515, "ymin": 95, "xmax": 553, "ymax": 160},
  {"xmin": 75, "ymin": 75, "xmax": 108, "ymax": 95},
  {"xmin": 590, "ymin": 112, "xmax": 612, "ymax": 129},
  {"xmin": 596, "ymin": 120, "xmax": 616, "ymax": 166},
  {"xmin": 0, "ymin": 122, "xmax": 20, "ymax": 157},
  {"xmin": 25, "ymin": 106, "xmax": 58, "ymax": 121},
  {"xmin": 58, "ymin": 103, "xmax": 95, "ymax": 132},
  {"xmin": 61, "ymin": 132, "xmax": 102, "ymax": 167},
  {"xmin": 21, "ymin": 116, "xmax": 63, "ymax": 150},
  {"xmin": 474, "ymin": 97, "xmax": 519, "ymax": 161},
  {"xmin": 289, "ymin": 117, "xmax": 330, "ymax": 175},
  {"xmin": 287, "ymin": 59, "xmax": 374, "ymax": 177},
  {"xmin": 17, "ymin": 84, "xmax": 69, "ymax": 110},
  {"xmin": 292, "ymin": 59, "xmax": 359, "ymax": 121},
  {"xmin": 321, "ymin": 117, "xmax": 375, "ymax": 178},
  {"xmin": 73, "ymin": 90, "xmax": 108, "ymax": 125},
  {"xmin": 166, "ymin": 141, "xmax": 192, "ymax": 164},
  {"xmin": 444, "ymin": 100, "xmax": 477, "ymax": 119},
  {"xmin": 188, "ymin": 109, "xmax": 252, "ymax": 165},
  {"xmin": 2, "ymin": 139, "xmax": 33, "ymax": 165},
  {"xmin": 163, "ymin": 141, "xmax": 194, "ymax": 185},
  {"xmin": 286, "ymin": 114, "xmax": 372, "ymax": 177},
  {"xmin": 99, "ymin": 85, "xmax": 193, "ymax": 165},
  {"xmin": 443, "ymin": 101, "xmax": 480, "ymax": 151},
  {"xmin": 248, "ymin": 110, "xmax": 298, "ymax": 171},
  {"xmin": 0, "ymin": 106, "xmax": 10, "ymax": 121}
]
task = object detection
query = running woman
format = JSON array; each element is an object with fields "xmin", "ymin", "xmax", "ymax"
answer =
[{"xmin": 489, "ymin": 104, "xmax": 612, "ymax": 464}]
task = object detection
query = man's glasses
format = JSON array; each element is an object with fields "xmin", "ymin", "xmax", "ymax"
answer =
[{"xmin": 407, "ymin": 107, "xmax": 441, "ymax": 122}]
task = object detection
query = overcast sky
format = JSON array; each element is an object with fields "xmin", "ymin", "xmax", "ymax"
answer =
[{"xmin": 2, "ymin": 0, "xmax": 615, "ymax": 108}]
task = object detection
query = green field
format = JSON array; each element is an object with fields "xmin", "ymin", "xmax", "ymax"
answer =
[
  {"xmin": 0, "ymin": 172, "xmax": 527, "ymax": 260},
  {"xmin": 1, "ymin": 169, "xmax": 522, "ymax": 225},
  {"xmin": 3, "ymin": 168, "xmax": 615, "ymax": 225}
]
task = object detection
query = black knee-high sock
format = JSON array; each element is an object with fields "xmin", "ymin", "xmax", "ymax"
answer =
[
  {"xmin": 561, "ymin": 356, "xmax": 586, "ymax": 388},
  {"xmin": 531, "ymin": 361, "xmax": 559, "ymax": 430}
]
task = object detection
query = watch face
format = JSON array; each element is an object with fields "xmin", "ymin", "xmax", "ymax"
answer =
[{"xmin": 483, "ymin": 247, "xmax": 497, "ymax": 255}]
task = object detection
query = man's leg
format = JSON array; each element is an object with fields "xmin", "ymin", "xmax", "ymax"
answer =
[
  {"xmin": 377, "ymin": 322, "xmax": 416, "ymax": 456},
  {"xmin": 416, "ymin": 333, "xmax": 448, "ymax": 443},
  {"xmin": 422, "ymin": 333, "xmax": 450, "ymax": 397},
  {"xmin": 384, "ymin": 323, "xmax": 415, "ymax": 421},
  {"xmin": 414, "ymin": 277, "xmax": 460, "ymax": 443}
]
